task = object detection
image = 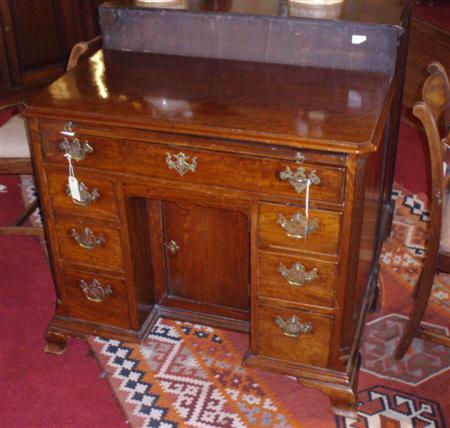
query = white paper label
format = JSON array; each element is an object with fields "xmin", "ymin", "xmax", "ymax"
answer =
[
  {"xmin": 68, "ymin": 176, "xmax": 81, "ymax": 201},
  {"xmin": 352, "ymin": 35, "xmax": 367, "ymax": 45},
  {"xmin": 444, "ymin": 161, "xmax": 448, "ymax": 176}
]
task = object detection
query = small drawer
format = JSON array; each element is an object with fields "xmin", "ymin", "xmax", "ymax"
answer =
[
  {"xmin": 41, "ymin": 131, "xmax": 344, "ymax": 203},
  {"xmin": 258, "ymin": 251, "xmax": 336, "ymax": 308},
  {"xmin": 256, "ymin": 303, "xmax": 332, "ymax": 368},
  {"xmin": 258, "ymin": 203, "xmax": 341, "ymax": 255},
  {"xmin": 63, "ymin": 270, "xmax": 130, "ymax": 329},
  {"xmin": 45, "ymin": 169, "xmax": 118, "ymax": 221},
  {"xmin": 54, "ymin": 221, "xmax": 124, "ymax": 272}
]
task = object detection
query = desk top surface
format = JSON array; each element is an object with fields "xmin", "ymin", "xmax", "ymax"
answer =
[
  {"xmin": 26, "ymin": 50, "xmax": 391, "ymax": 152},
  {"xmin": 101, "ymin": 0, "xmax": 410, "ymax": 26}
]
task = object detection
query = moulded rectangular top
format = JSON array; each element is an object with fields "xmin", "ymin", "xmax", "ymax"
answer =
[{"xmin": 25, "ymin": 49, "xmax": 392, "ymax": 153}]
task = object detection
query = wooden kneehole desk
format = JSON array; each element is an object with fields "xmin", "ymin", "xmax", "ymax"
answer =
[{"xmin": 24, "ymin": 0, "xmax": 412, "ymax": 416}]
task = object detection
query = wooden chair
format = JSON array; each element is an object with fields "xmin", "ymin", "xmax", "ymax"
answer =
[
  {"xmin": 0, "ymin": 36, "xmax": 102, "ymax": 236},
  {"xmin": 395, "ymin": 61, "xmax": 450, "ymax": 359}
]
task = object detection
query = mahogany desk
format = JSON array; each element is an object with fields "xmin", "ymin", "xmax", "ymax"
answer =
[{"xmin": 24, "ymin": 1, "xmax": 412, "ymax": 417}]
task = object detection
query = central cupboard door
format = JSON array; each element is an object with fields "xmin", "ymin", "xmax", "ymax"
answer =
[{"xmin": 161, "ymin": 201, "xmax": 250, "ymax": 315}]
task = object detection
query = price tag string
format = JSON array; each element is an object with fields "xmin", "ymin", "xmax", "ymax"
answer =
[
  {"xmin": 64, "ymin": 153, "xmax": 81, "ymax": 202},
  {"xmin": 305, "ymin": 178, "xmax": 310, "ymax": 240}
]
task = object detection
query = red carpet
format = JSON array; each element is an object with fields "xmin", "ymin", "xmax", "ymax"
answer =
[{"xmin": 394, "ymin": 121, "xmax": 429, "ymax": 195}]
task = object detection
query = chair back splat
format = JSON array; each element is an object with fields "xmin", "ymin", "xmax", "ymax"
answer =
[{"xmin": 395, "ymin": 61, "xmax": 450, "ymax": 359}]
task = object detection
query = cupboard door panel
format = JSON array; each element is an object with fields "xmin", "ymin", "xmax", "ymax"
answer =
[{"xmin": 162, "ymin": 201, "xmax": 250, "ymax": 312}]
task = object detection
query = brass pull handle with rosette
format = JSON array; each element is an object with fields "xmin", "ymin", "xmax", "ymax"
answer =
[
  {"xmin": 70, "ymin": 227, "xmax": 105, "ymax": 250},
  {"xmin": 79, "ymin": 279, "xmax": 112, "ymax": 302},
  {"xmin": 166, "ymin": 152, "xmax": 197, "ymax": 176},
  {"xmin": 279, "ymin": 165, "xmax": 320, "ymax": 194},
  {"xmin": 274, "ymin": 315, "xmax": 313, "ymax": 338},
  {"xmin": 59, "ymin": 121, "xmax": 93, "ymax": 161},
  {"xmin": 278, "ymin": 262, "xmax": 318, "ymax": 287},
  {"xmin": 277, "ymin": 212, "xmax": 319, "ymax": 239},
  {"xmin": 65, "ymin": 182, "xmax": 99, "ymax": 206},
  {"xmin": 59, "ymin": 138, "xmax": 93, "ymax": 161}
]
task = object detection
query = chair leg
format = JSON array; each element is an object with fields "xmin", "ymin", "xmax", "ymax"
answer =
[
  {"xmin": 394, "ymin": 266, "xmax": 436, "ymax": 359},
  {"xmin": 0, "ymin": 198, "xmax": 43, "ymax": 236},
  {"xmin": 416, "ymin": 324, "xmax": 450, "ymax": 348},
  {"xmin": 0, "ymin": 226, "xmax": 44, "ymax": 236},
  {"xmin": 411, "ymin": 271, "xmax": 422, "ymax": 299},
  {"xmin": 15, "ymin": 198, "xmax": 39, "ymax": 226},
  {"xmin": 368, "ymin": 267, "xmax": 381, "ymax": 313}
]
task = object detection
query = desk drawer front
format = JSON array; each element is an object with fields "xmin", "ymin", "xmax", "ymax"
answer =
[
  {"xmin": 258, "ymin": 251, "xmax": 336, "ymax": 308},
  {"xmin": 46, "ymin": 169, "xmax": 118, "ymax": 221},
  {"xmin": 63, "ymin": 270, "xmax": 130, "ymax": 329},
  {"xmin": 41, "ymin": 132, "xmax": 344, "ymax": 203},
  {"xmin": 258, "ymin": 203, "xmax": 341, "ymax": 255},
  {"xmin": 55, "ymin": 222, "xmax": 124, "ymax": 272},
  {"xmin": 256, "ymin": 303, "xmax": 332, "ymax": 368}
]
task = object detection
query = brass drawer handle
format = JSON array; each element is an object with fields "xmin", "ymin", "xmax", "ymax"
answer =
[
  {"xmin": 166, "ymin": 152, "xmax": 197, "ymax": 176},
  {"xmin": 65, "ymin": 182, "xmax": 100, "ymax": 206},
  {"xmin": 70, "ymin": 227, "xmax": 105, "ymax": 250},
  {"xmin": 274, "ymin": 315, "xmax": 313, "ymax": 338},
  {"xmin": 278, "ymin": 262, "xmax": 318, "ymax": 287},
  {"xmin": 277, "ymin": 212, "xmax": 319, "ymax": 239},
  {"xmin": 279, "ymin": 165, "xmax": 320, "ymax": 194},
  {"xmin": 59, "ymin": 138, "xmax": 93, "ymax": 161},
  {"xmin": 79, "ymin": 279, "xmax": 112, "ymax": 302}
]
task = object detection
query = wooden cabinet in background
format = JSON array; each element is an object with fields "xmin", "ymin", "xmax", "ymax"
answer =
[
  {"xmin": 403, "ymin": 16, "xmax": 450, "ymax": 117},
  {"xmin": 0, "ymin": 0, "xmax": 101, "ymax": 90}
]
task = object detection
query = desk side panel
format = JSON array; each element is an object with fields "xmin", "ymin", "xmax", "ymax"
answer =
[{"xmin": 336, "ymin": 118, "xmax": 389, "ymax": 368}]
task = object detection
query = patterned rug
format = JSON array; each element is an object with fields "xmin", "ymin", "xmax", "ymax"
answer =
[{"xmin": 21, "ymin": 178, "xmax": 450, "ymax": 427}]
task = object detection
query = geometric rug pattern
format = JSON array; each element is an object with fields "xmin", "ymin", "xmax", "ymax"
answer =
[
  {"xmin": 89, "ymin": 319, "xmax": 299, "ymax": 428},
  {"xmin": 91, "ymin": 314, "xmax": 449, "ymax": 427},
  {"xmin": 361, "ymin": 314, "xmax": 449, "ymax": 386},
  {"xmin": 18, "ymin": 175, "xmax": 449, "ymax": 427},
  {"xmin": 19, "ymin": 175, "xmax": 42, "ymax": 227},
  {"xmin": 382, "ymin": 188, "xmax": 450, "ymax": 315},
  {"xmin": 336, "ymin": 385, "xmax": 447, "ymax": 428}
]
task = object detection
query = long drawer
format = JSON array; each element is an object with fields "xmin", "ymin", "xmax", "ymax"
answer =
[
  {"xmin": 256, "ymin": 303, "xmax": 332, "ymax": 368},
  {"xmin": 258, "ymin": 250, "xmax": 336, "ymax": 308},
  {"xmin": 41, "ymin": 131, "xmax": 345, "ymax": 203}
]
